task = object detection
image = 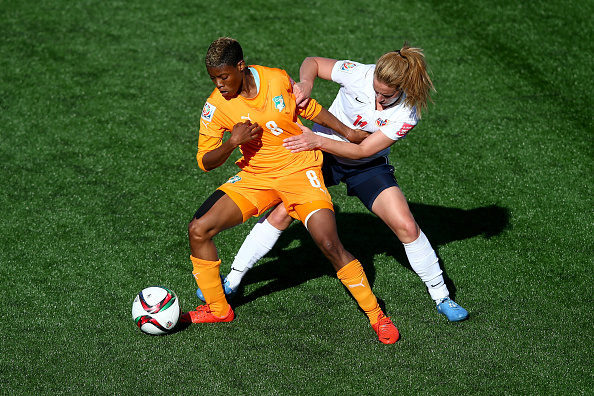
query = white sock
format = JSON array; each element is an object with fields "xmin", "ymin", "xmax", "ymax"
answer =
[
  {"xmin": 226, "ymin": 218, "xmax": 283, "ymax": 289},
  {"xmin": 403, "ymin": 230, "xmax": 449, "ymax": 303}
]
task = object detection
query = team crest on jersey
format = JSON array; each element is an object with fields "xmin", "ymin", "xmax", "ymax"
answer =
[
  {"xmin": 339, "ymin": 61, "xmax": 357, "ymax": 73},
  {"xmin": 375, "ymin": 118, "xmax": 389, "ymax": 127},
  {"xmin": 273, "ymin": 95, "xmax": 285, "ymax": 112},
  {"xmin": 226, "ymin": 175, "xmax": 242, "ymax": 184},
  {"xmin": 201, "ymin": 102, "xmax": 216, "ymax": 122}
]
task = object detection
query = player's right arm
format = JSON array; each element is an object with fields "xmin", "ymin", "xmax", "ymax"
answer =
[
  {"xmin": 284, "ymin": 123, "xmax": 395, "ymax": 160},
  {"xmin": 294, "ymin": 57, "xmax": 338, "ymax": 108},
  {"xmin": 310, "ymin": 107, "xmax": 370, "ymax": 144},
  {"xmin": 198, "ymin": 121, "xmax": 263, "ymax": 171}
]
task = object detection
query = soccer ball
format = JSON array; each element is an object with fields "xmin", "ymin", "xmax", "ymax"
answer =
[{"xmin": 131, "ymin": 286, "xmax": 181, "ymax": 335}]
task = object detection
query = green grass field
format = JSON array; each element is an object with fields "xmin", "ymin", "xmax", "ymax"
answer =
[{"xmin": 1, "ymin": 0, "xmax": 592, "ymax": 394}]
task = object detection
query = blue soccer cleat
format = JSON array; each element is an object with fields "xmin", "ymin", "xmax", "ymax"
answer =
[
  {"xmin": 196, "ymin": 275, "xmax": 237, "ymax": 302},
  {"xmin": 437, "ymin": 298, "xmax": 469, "ymax": 322}
]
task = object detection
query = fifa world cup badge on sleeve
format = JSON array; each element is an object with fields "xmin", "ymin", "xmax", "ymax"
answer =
[
  {"xmin": 339, "ymin": 61, "xmax": 357, "ymax": 73},
  {"xmin": 202, "ymin": 102, "xmax": 216, "ymax": 122}
]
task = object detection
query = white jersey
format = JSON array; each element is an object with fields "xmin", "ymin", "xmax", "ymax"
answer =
[{"xmin": 312, "ymin": 60, "xmax": 419, "ymax": 166}]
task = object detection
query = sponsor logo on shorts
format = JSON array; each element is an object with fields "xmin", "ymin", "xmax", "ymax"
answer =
[
  {"xmin": 397, "ymin": 123, "xmax": 414, "ymax": 137},
  {"xmin": 340, "ymin": 61, "xmax": 357, "ymax": 73},
  {"xmin": 376, "ymin": 118, "xmax": 389, "ymax": 127},
  {"xmin": 273, "ymin": 95, "xmax": 285, "ymax": 112},
  {"xmin": 201, "ymin": 102, "xmax": 216, "ymax": 121},
  {"xmin": 226, "ymin": 175, "xmax": 241, "ymax": 184}
]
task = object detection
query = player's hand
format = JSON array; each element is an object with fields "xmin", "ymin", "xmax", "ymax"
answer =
[
  {"xmin": 347, "ymin": 128, "xmax": 371, "ymax": 144},
  {"xmin": 229, "ymin": 121, "xmax": 262, "ymax": 147},
  {"xmin": 294, "ymin": 81, "xmax": 313, "ymax": 108},
  {"xmin": 283, "ymin": 123, "xmax": 322, "ymax": 153}
]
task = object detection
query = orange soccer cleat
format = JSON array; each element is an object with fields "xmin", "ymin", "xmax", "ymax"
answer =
[
  {"xmin": 180, "ymin": 304, "xmax": 234, "ymax": 324},
  {"xmin": 372, "ymin": 314, "xmax": 400, "ymax": 344}
]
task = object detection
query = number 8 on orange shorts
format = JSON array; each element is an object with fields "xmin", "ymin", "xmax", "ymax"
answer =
[{"xmin": 218, "ymin": 165, "xmax": 334, "ymax": 223}]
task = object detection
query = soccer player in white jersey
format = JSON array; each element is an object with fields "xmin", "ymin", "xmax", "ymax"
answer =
[{"xmin": 198, "ymin": 43, "xmax": 469, "ymax": 322}]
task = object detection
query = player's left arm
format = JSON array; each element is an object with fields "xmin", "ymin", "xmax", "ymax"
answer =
[{"xmin": 284, "ymin": 123, "xmax": 397, "ymax": 159}]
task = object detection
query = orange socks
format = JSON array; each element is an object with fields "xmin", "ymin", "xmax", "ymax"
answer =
[
  {"xmin": 190, "ymin": 255, "xmax": 228, "ymax": 317},
  {"xmin": 191, "ymin": 256, "xmax": 382, "ymax": 323},
  {"xmin": 337, "ymin": 259, "xmax": 383, "ymax": 325}
]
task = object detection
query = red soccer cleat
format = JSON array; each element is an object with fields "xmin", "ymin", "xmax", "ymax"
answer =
[
  {"xmin": 372, "ymin": 314, "xmax": 400, "ymax": 344},
  {"xmin": 180, "ymin": 304, "xmax": 234, "ymax": 324}
]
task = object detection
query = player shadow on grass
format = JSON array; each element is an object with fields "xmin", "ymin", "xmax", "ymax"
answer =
[{"xmin": 231, "ymin": 203, "xmax": 510, "ymax": 310}]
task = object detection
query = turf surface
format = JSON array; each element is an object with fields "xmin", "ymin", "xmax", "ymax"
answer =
[{"xmin": 1, "ymin": 0, "xmax": 592, "ymax": 394}]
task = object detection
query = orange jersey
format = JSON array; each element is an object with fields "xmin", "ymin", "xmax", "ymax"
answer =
[{"xmin": 197, "ymin": 65, "xmax": 323, "ymax": 177}]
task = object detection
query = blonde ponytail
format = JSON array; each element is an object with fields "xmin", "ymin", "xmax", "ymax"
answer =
[{"xmin": 374, "ymin": 43, "xmax": 435, "ymax": 118}]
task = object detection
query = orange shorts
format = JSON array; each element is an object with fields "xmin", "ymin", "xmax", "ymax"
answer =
[{"xmin": 217, "ymin": 165, "xmax": 334, "ymax": 223}]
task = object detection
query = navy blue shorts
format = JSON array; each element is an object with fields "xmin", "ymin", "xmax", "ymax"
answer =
[{"xmin": 322, "ymin": 153, "xmax": 399, "ymax": 211}]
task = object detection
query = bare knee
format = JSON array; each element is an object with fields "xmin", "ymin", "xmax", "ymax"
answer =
[
  {"xmin": 188, "ymin": 218, "xmax": 213, "ymax": 245},
  {"xmin": 266, "ymin": 204, "xmax": 293, "ymax": 231},
  {"xmin": 396, "ymin": 219, "xmax": 420, "ymax": 244},
  {"xmin": 315, "ymin": 235, "xmax": 345, "ymax": 261}
]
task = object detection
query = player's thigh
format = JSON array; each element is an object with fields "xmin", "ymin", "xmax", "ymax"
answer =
[
  {"xmin": 371, "ymin": 186, "xmax": 419, "ymax": 243},
  {"xmin": 305, "ymin": 208, "xmax": 339, "ymax": 243},
  {"xmin": 189, "ymin": 191, "xmax": 245, "ymax": 238},
  {"xmin": 277, "ymin": 167, "xmax": 333, "ymax": 223},
  {"xmin": 219, "ymin": 173, "xmax": 281, "ymax": 222},
  {"xmin": 345, "ymin": 160, "xmax": 397, "ymax": 211},
  {"xmin": 305, "ymin": 208, "xmax": 355, "ymax": 270}
]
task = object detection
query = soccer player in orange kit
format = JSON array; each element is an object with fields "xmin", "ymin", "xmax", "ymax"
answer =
[{"xmin": 182, "ymin": 37, "xmax": 399, "ymax": 344}]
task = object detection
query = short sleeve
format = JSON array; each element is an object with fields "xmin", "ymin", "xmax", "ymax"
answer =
[
  {"xmin": 297, "ymin": 98, "xmax": 323, "ymax": 120},
  {"xmin": 379, "ymin": 105, "xmax": 419, "ymax": 141},
  {"xmin": 196, "ymin": 100, "xmax": 228, "ymax": 171},
  {"xmin": 330, "ymin": 60, "xmax": 367, "ymax": 87}
]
